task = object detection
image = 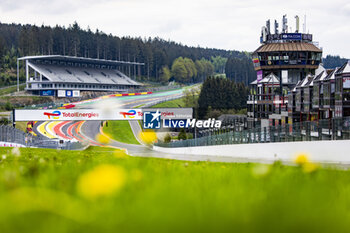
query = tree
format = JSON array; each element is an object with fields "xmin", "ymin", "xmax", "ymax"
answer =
[
  {"xmin": 159, "ymin": 66, "xmax": 171, "ymax": 83},
  {"xmin": 183, "ymin": 57, "xmax": 197, "ymax": 81},
  {"xmin": 164, "ymin": 133, "xmax": 171, "ymax": 143},
  {"xmin": 0, "ymin": 35, "xmax": 5, "ymax": 59},
  {"xmin": 183, "ymin": 88, "xmax": 199, "ymax": 108},
  {"xmin": 197, "ymin": 76, "xmax": 248, "ymax": 118},
  {"xmin": 171, "ymin": 57, "xmax": 188, "ymax": 83},
  {"xmin": 178, "ymin": 128, "xmax": 187, "ymax": 140},
  {"xmin": 0, "ymin": 21, "xmax": 260, "ymax": 86},
  {"xmin": 323, "ymin": 55, "xmax": 348, "ymax": 69},
  {"xmin": 225, "ymin": 56, "xmax": 256, "ymax": 85},
  {"xmin": 195, "ymin": 60, "xmax": 204, "ymax": 81},
  {"xmin": 211, "ymin": 56, "xmax": 227, "ymax": 73}
]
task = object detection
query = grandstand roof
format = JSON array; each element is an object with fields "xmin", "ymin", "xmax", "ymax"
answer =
[{"xmin": 18, "ymin": 55, "xmax": 144, "ymax": 66}]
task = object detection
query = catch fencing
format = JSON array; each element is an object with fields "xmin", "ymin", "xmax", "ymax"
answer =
[{"xmin": 0, "ymin": 124, "xmax": 85, "ymax": 150}]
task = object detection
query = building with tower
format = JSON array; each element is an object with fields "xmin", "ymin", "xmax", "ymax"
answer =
[{"xmin": 247, "ymin": 15, "xmax": 323, "ymax": 128}]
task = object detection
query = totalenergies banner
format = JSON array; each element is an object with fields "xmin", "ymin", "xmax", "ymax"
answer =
[
  {"xmin": 14, "ymin": 108, "xmax": 193, "ymax": 121},
  {"xmin": 14, "ymin": 109, "xmax": 143, "ymax": 121}
]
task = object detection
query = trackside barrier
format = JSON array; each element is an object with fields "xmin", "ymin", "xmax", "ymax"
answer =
[
  {"xmin": 143, "ymin": 94, "xmax": 184, "ymax": 107},
  {"xmin": 155, "ymin": 117, "xmax": 350, "ymax": 148},
  {"xmin": 0, "ymin": 124, "xmax": 85, "ymax": 150}
]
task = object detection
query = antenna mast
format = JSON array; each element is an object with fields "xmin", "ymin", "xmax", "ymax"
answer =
[{"xmin": 295, "ymin": 15, "xmax": 300, "ymax": 33}]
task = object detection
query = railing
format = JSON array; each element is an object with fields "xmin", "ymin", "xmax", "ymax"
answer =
[
  {"xmin": 0, "ymin": 124, "xmax": 85, "ymax": 150},
  {"xmin": 156, "ymin": 117, "xmax": 350, "ymax": 148}
]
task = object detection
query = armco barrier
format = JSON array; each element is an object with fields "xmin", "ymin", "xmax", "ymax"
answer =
[
  {"xmin": 153, "ymin": 140, "xmax": 350, "ymax": 164},
  {"xmin": 71, "ymin": 91, "xmax": 153, "ymax": 105},
  {"xmin": 0, "ymin": 141, "xmax": 25, "ymax": 147}
]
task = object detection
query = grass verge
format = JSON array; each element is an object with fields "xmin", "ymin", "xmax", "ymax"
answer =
[
  {"xmin": 15, "ymin": 121, "xmax": 27, "ymax": 132},
  {"xmin": 151, "ymin": 97, "xmax": 185, "ymax": 108},
  {"xmin": 103, "ymin": 120, "xmax": 140, "ymax": 145},
  {"xmin": 0, "ymin": 84, "xmax": 25, "ymax": 96},
  {"xmin": 0, "ymin": 147, "xmax": 349, "ymax": 233}
]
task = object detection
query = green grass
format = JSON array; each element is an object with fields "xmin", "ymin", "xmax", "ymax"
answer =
[
  {"xmin": 151, "ymin": 97, "xmax": 185, "ymax": 108},
  {"xmin": 15, "ymin": 122, "xmax": 27, "ymax": 132},
  {"xmin": 103, "ymin": 120, "xmax": 140, "ymax": 144},
  {"xmin": 0, "ymin": 147, "xmax": 350, "ymax": 233},
  {"xmin": 0, "ymin": 84, "xmax": 25, "ymax": 96}
]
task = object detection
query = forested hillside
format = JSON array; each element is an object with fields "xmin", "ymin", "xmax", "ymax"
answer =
[
  {"xmin": 322, "ymin": 55, "xmax": 349, "ymax": 69},
  {"xmin": 0, "ymin": 21, "xmax": 256, "ymax": 86}
]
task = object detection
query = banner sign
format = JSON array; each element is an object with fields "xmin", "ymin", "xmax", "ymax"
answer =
[
  {"xmin": 57, "ymin": 90, "xmax": 66, "ymax": 97},
  {"xmin": 281, "ymin": 33, "xmax": 302, "ymax": 40},
  {"xmin": 66, "ymin": 90, "xmax": 73, "ymax": 97},
  {"xmin": 257, "ymin": 70, "xmax": 263, "ymax": 83},
  {"xmin": 73, "ymin": 90, "xmax": 80, "ymax": 97},
  {"xmin": 40, "ymin": 90, "xmax": 54, "ymax": 96},
  {"xmin": 142, "ymin": 108, "xmax": 193, "ymax": 119},
  {"xmin": 14, "ymin": 108, "xmax": 193, "ymax": 121}
]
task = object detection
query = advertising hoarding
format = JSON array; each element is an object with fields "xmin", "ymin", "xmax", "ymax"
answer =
[
  {"xmin": 142, "ymin": 108, "xmax": 193, "ymax": 119},
  {"xmin": 66, "ymin": 90, "xmax": 73, "ymax": 97},
  {"xmin": 15, "ymin": 109, "xmax": 143, "ymax": 121},
  {"xmin": 40, "ymin": 90, "xmax": 54, "ymax": 96},
  {"xmin": 14, "ymin": 108, "xmax": 193, "ymax": 121},
  {"xmin": 73, "ymin": 90, "xmax": 80, "ymax": 97},
  {"xmin": 57, "ymin": 90, "xmax": 66, "ymax": 97},
  {"xmin": 282, "ymin": 70, "xmax": 288, "ymax": 84},
  {"xmin": 257, "ymin": 70, "xmax": 263, "ymax": 83},
  {"xmin": 281, "ymin": 33, "xmax": 302, "ymax": 40}
]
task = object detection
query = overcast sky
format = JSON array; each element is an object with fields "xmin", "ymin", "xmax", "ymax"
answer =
[{"xmin": 0, "ymin": 0, "xmax": 349, "ymax": 57}]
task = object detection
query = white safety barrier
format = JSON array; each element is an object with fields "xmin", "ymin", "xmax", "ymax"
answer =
[
  {"xmin": 153, "ymin": 140, "xmax": 350, "ymax": 164},
  {"xmin": 0, "ymin": 141, "xmax": 26, "ymax": 148}
]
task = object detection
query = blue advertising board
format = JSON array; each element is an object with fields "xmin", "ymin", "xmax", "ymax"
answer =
[
  {"xmin": 281, "ymin": 33, "xmax": 302, "ymax": 41},
  {"xmin": 40, "ymin": 90, "xmax": 55, "ymax": 96},
  {"xmin": 66, "ymin": 90, "xmax": 73, "ymax": 97}
]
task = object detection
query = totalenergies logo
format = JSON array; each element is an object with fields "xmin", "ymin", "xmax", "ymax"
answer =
[
  {"xmin": 44, "ymin": 110, "xmax": 61, "ymax": 119},
  {"xmin": 120, "ymin": 110, "xmax": 136, "ymax": 119}
]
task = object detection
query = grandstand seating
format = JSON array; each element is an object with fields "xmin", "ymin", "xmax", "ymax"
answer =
[
  {"xmin": 29, "ymin": 62, "xmax": 139, "ymax": 86},
  {"xmin": 20, "ymin": 55, "xmax": 143, "ymax": 96}
]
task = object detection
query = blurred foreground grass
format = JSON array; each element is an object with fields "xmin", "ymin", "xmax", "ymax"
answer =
[{"xmin": 0, "ymin": 147, "xmax": 350, "ymax": 233}]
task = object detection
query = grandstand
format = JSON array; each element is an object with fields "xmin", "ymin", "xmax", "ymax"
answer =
[{"xmin": 17, "ymin": 55, "xmax": 143, "ymax": 97}]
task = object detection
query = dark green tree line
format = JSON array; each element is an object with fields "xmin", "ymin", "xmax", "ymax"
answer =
[
  {"xmin": 225, "ymin": 56, "xmax": 256, "ymax": 85},
  {"xmin": 197, "ymin": 77, "xmax": 249, "ymax": 118},
  {"xmin": 0, "ymin": 21, "xmax": 249, "ymax": 84},
  {"xmin": 323, "ymin": 55, "xmax": 348, "ymax": 69}
]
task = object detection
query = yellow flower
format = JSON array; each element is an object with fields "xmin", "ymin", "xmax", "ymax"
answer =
[
  {"xmin": 95, "ymin": 133, "xmax": 110, "ymax": 144},
  {"xmin": 77, "ymin": 164, "xmax": 126, "ymax": 200},
  {"xmin": 139, "ymin": 130, "xmax": 157, "ymax": 144},
  {"xmin": 302, "ymin": 162, "xmax": 319, "ymax": 173},
  {"xmin": 294, "ymin": 154, "xmax": 309, "ymax": 166}
]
